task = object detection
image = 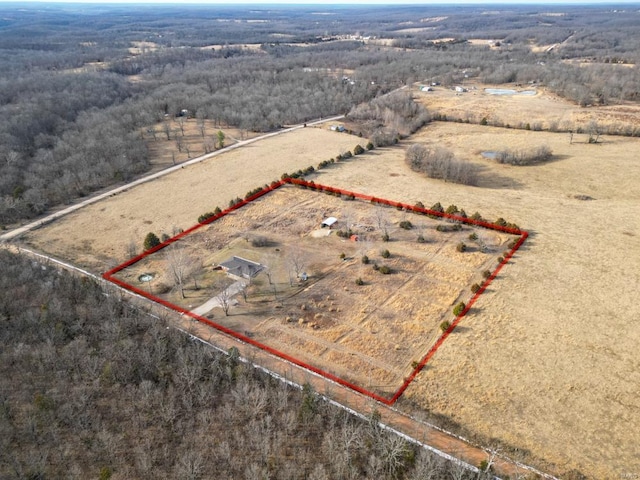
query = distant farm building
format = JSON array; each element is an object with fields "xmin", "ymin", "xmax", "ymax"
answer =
[
  {"xmin": 330, "ymin": 125, "xmax": 346, "ymax": 132},
  {"xmin": 219, "ymin": 256, "xmax": 265, "ymax": 280},
  {"xmin": 321, "ymin": 217, "xmax": 338, "ymax": 228}
]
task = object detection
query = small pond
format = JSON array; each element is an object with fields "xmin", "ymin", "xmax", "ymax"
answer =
[
  {"xmin": 481, "ymin": 151, "xmax": 498, "ymax": 159},
  {"xmin": 485, "ymin": 88, "xmax": 536, "ymax": 96},
  {"xmin": 138, "ymin": 273, "xmax": 154, "ymax": 282}
]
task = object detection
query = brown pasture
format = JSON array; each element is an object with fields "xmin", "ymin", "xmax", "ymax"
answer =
[
  {"xmin": 20, "ymin": 87, "xmax": 640, "ymax": 478},
  {"xmin": 417, "ymin": 81, "xmax": 640, "ymax": 132},
  {"xmin": 112, "ymin": 184, "xmax": 510, "ymax": 399}
]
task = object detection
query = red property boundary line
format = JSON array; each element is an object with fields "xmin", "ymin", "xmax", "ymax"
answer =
[{"xmin": 103, "ymin": 178, "xmax": 528, "ymax": 406}]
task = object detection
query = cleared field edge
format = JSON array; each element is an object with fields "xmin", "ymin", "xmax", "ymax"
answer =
[{"xmin": 103, "ymin": 178, "xmax": 529, "ymax": 405}]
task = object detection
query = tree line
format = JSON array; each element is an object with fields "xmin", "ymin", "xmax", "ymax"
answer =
[
  {"xmin": 0, "ymin": 250, "xmax": 491, "ymax": 479},
  {"xmin": 1, "ymin": 3, "xmax": 639, "ymax": 227}
]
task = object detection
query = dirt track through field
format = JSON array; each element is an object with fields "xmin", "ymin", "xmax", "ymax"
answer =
[
  {"xmin": 313, "ymin": 122, "xmax": 640, "ymax": 478},
  {"xmin": 16, "ymin": 86, "xmax": 640, "ymax": 478}
]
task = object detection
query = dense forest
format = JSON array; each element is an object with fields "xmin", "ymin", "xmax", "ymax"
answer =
[
  {"xmin": 2, "ymin": 5, "xmax": 638, "ymax": 477},
  {"xmin": 1, "ymin": 4, "xmax": 639, "ymax": 225},
  {"xmin": 0, "ymin": 250, "xmax": 488, "ymax": 479}
]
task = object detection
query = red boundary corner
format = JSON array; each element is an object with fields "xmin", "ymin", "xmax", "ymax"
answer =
[{"xmin": 103, "ymin": 178, "xmax": 528, "ymax": 405}]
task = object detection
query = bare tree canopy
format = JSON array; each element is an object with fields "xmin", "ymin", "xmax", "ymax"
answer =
[{"xmin": 165, "ymin": 244, "xmax": 198, "ymax": 299}]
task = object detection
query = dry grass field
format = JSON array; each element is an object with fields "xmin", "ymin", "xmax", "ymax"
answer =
[
  {"xmin": 21, "ymin": 87, "xmax": 640, "ymax": 478},
  {"xmin": 417, "ymin": 81, "xmax": 640, "ymax": 133},
  {"xmin": 21, "ymin": 126, "xmax": 362, "ymax": 272},
  {"xmin": 111, "ymin": 184, "xmax": 512, "ymax": 398},
  {"xmin": 313, "ymin": 125, "xmax": 640, "ymax": 478},
  {"xmin": 143, "ymin": 119, "xmax": 262, "ymax": 172}
]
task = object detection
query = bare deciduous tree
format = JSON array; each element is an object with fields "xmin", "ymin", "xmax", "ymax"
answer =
[
  {"xmin": 374, "ymin": 206, "xmax": 391, "ymax": 240},
  {"xmin": 286, "ymin": 246, "xmax": 306, "ymax": 286},
  {"xmin": 165, "ymin": 244, "xmax": 197, "ymax": 299},
  {"xmin": 217, "ymin": 287, "xmax": 232, "ymax": 316},
  {"xmin": 163, "ymin": 121, "xmax": 172, "ymax": 140}
]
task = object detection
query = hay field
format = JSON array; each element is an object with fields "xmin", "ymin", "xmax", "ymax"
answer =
[
  {"xmin": 21, "ymin": 126, "xmax": 362, "ymax": 272},
  {"xmin": 111, "ymin": 184, "xmax": 509, "ymax": 398},
  {"xmin": 313, "ymin": 123, "xmax": 640, "ymax": 478},
  {"xmin": 418, "ymin": 81, "xmax": 640, "ymax": 132},
  {"xmin": 21, "ymin": 87, "xmax": 640, "ymax": 477}
]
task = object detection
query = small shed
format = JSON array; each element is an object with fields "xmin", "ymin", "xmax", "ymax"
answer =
[{"xmin": 321, "ymin": 217, "xmax": 337, "ymax": 228}]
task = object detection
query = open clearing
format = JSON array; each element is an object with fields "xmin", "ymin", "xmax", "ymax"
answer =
[
  {"xmin": 417, "ymin": 81, "xmax": 640, "ymax": 133},
  {"xmin": 20, "ymin": 87, "xmax": 640, "ymax": 478},
  {"xmin": 110, "ymin": 183, "xmax": 516, "ymax": 399},
  {"xmin": 21, "ymin": 126, "xmax": 361, "ymax": 273},
  {"xmin": 313, "ymin": 123, "xmax": 640, "ymax": 478}
]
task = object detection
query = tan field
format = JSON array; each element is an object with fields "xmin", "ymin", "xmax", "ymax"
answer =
[
  {"xmin": 314, "ymin": 124, "xmax": 640, "ymax": 478},
  {"xmin": 21, "ymin": 89, "xmax": 640, "ymax": 478},
  {"xmin": 418, "ymin": 81, "xmax": 640, "ymax": 133},
  {"xmin": 143, "ymin": 119, "xmax": 263, "ymax": 172},
  {"xmin": 21, "ymin": 126, "xmax": 364, "ymax": 272},
  {"xmin": 110, "ymin": 184, "xmax": 515, "ymax": 399}
]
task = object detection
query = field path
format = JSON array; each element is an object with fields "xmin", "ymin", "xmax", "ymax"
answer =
[
  {"xmin": 171, "ymin": 296, "xmax": 556, "ymax": 480},
  {"xmin": 0, "ymin": 115, "xmax": 344, "ymax": 243},
  {"xmin": 0, "ymin": 243, "xmax": 555, "ymax": 480}
]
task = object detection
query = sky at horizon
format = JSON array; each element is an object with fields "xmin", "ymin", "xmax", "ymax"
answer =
[{"xmin": 1, "ymin": 0, "xmax": 639, "ymax": 4}]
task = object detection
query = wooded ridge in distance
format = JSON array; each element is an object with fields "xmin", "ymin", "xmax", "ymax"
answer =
[
  {"xmin": 1, "ymin": 3, "xmax": 639, "ymax": 225},
  {"xmin": 2, "ymin": 3, "xmax": 640, "ymax": 478}
]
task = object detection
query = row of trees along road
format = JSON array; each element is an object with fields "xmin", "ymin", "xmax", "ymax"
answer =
[
  {"xmin": 0, "ymin": 250, "xmax": 495, "ymax": 479},
  {"xmin": 1, "ymin": 4, "xmax": 639, "ymax": 227}
]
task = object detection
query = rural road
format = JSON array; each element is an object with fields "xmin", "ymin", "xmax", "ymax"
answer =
[
  {"xmin": 0, "ymin": 115, "xmax": 344, "ymax": 243},
  {"xmin": 0, "ymin": 114, "xmax": 556, "ymax": 479}
]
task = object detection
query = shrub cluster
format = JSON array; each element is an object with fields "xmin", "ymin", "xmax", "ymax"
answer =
[
  {"xmin": 143, "ymin": 232, "xmax": 161, "ymax": 250},
  {"xmin": 453, "ymin": 301, "xmax": 466, "ymax": 316},
  {"xmin": 405, "ymin": 144, "xmax": 478, "ymax": 186},
  {"xmin": 378, "ymin": 265, "xmax": 392, "ymax": 275},
  {"xmin": 245, "ymin": 185, "xmax": 269, "ymax": 200},
  {"xmin": 436, "ymin": 223, "xmax": 462, "ymax": 232},
  {"xmin": 495, "ymin": 146, "xmax": 552, "ymax": 166},
  {"xmin": 281, "ymin": 165, "xmax": 315, "ymax": 180},
  {"xmin": 317, "ymin": 158, "xmax": 335, "ymax": 169},
  {"xmin": 399, "ymin": 220, "xmax": 413, "ymax": 230},
  {"xmin": 228, "ymin": 196, "xmax": 243, "ymax": 207},
  {"xmin": 198, "ymin": 211, "xmax": 217, "ymax": 223},
  {"xmin": 494, "ymin": 217, "xmax": 520, "ymax": 230},
  {"xmin": 336, "ymin": 229, "xmax": 354, "ymax": 238}
]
